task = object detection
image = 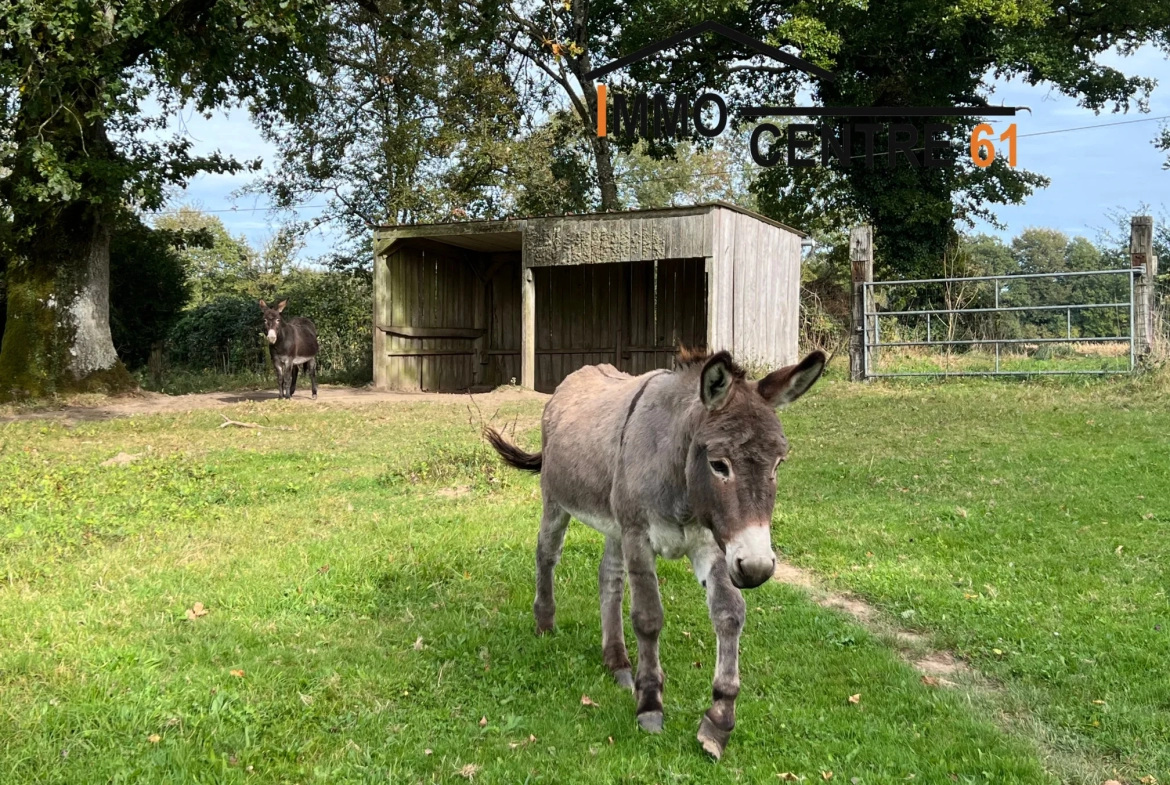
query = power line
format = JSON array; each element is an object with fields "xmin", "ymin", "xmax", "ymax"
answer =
[
  {"xmin": 148, "ymin": 203, "xmax": 326, "ymax": 214},
  {"xmin": 1018, "ymin": 114, "xmax": 1170, "ymax": 138}
]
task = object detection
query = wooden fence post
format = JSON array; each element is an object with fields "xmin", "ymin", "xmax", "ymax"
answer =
[
  {"xmin": 148, "ymin": 341, "xmax": 164, "ymax": 386},
  {"xmin": 850, "ymin": 226, "xmax": 874, "ymax": 381},
  {"xmin": 1131, "ymin": 216, "xmax": 1158, "ymax": 358}
]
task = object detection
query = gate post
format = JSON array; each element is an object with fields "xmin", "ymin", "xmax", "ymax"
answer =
[
  {"xmin": 1131, "ymin": 216, "xmax": 1158, "ymax": 358},
  {"xmin": 850, "ymin": 226, "xmax": 874, "ymax": 382}
]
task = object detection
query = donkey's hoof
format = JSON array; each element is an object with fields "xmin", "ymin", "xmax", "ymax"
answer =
[
  {"xmin": 697, "ymin": 714, "xmax": 731, "ymax": 760},
  {"xmin": 637, "ymin": 711, "xmax": 664, "ymax": 733},
  {"xmin": 613, "ymin": 668, "xmax": 634, "ymax": 691}
]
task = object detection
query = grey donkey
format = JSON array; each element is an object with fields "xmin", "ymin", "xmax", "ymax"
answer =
[
  {"xmin": 259, "ymin": 299, "xmax": 319, "ymax": 400},
  {"xmin": 486, "ymin": 347, "xmax": 826, "ymax": 759}
]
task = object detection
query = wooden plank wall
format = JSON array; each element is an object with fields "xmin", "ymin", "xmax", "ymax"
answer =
[
  {"xmin": 376, "ymin": 244, "xmax": 506, "ymax": 392},
  {"xmin": 532, "ymin": 259, "xmax": 706, "ymax": 392},
  {"xmin": 525, "ymin": 212, "xmax": 711, "ymax": 267},
  {"xmin": 709, "ymin": 207, "xmax": 801, "ymax": 370},
  {"xmin": 484, "ymin": 260, "xmax": 522, "ymax": 387}
]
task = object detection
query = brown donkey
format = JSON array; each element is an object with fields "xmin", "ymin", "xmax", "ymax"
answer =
[
  {"xmin": 259, "ymin": 299, "xmax": 319, "ymax": 400},
  {"xmin": 486, "ymin": 348, "xmax": 825, "ymax": 759}
]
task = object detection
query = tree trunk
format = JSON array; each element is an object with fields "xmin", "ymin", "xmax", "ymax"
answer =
[{"xmin": 0, "ymin": 203, "xmax": 133, "ymax": 401}]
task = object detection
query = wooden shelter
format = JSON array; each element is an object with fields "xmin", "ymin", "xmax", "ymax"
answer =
[{"xmin": 372, "ymin": 202, "xmax": 805, "ymax": 393}]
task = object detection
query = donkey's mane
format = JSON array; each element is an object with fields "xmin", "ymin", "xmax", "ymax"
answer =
[{"xmin": 674, "ymin": 345, "xmax": 746, "ymax": 379}]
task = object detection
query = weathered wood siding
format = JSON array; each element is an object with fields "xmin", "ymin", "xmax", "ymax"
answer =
[
  {"xmin": 524, "ymin": 211, "xmax": 711, "ymax": 267},
  {"xmin": 531, "ymin": 259, "xmax": 706, "ymax": 392},
  {"xmin": 374, "ymin": 243, "xmax": 522, "ymax": 391},
  {"xmin": 708, "ymin": 206, "xmax": 801, "ymax": 369}
]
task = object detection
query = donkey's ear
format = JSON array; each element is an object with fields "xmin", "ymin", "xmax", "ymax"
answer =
[
  {"xmin": 700, "ymin": 351, "xmax": 736, "ymax": 412},
  {"xmin": 258, "ymin": 299, "xmax": 267, "ymax": 309},
  {"xmin": 758, "ymin": 351, "xmax": 826, "ymax": 408},
  {"xmin": 276, "ymin": 300, "xmax": 287, "ymax": 312}
]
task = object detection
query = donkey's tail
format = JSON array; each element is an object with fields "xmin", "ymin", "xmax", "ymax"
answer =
[{"xmin": 484, "ymin": 427, "xmax": 542, "ymax": 473}]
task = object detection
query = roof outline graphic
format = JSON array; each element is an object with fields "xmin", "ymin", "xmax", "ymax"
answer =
[{"xmin": 583, "ymin": 20, "xmax": 835, "ymax": 83}]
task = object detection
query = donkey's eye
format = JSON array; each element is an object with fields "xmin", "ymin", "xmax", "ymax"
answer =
[{"xmin": 709, "ymin": 459, "xmax": 731, "ymax": 479}]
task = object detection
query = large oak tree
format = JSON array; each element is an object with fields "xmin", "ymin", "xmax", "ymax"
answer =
[{"xmin": 0, "ymin": 0, "xmax": 328, "ymax": 400}]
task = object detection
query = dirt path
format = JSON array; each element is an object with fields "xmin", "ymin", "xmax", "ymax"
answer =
[{"xmin": 0, "ymin": 385, "xmax": 549, "ymax": 424}]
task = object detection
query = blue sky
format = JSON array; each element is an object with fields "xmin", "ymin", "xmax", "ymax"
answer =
[{"xmin": 161, "ymin": 45, "xmax": 1170, "ymax": 260}]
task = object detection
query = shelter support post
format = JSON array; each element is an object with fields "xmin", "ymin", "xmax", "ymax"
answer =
[
  {"xmin": 521, "ymin": 264, "xmax": 536, "ymax": 389},
  {"xmin": 850, "ymin": 226, "xmax": 874, "ymax": 382},
  {"xmin": 1131, "ymin": 216, "xmax": 1158, "ymax": 359}
]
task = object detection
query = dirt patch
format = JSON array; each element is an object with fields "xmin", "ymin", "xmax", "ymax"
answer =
[
  {"xmin": 101, "ymin": 451, "xmax": 143, "ymax": 467},
  {"xmin": 435, "ymin": 485, "xmax": 472, "ymax": 499},
  {"xmin": 0, "ymin": 385, "xmax": 549, "ymax": 424},
  {"xmin": 771, "ymin": 558, "xmax": 971, "ymax": 683}
]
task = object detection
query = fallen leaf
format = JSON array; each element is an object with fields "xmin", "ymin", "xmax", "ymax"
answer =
[
  {"xmin": 693, "ymin": 661, "xmax": 703, "ymax": 668},
  {"xmin": 148, "ymin": 734, "xmax": 161, "ymax": 744},
  {"xmin": 778, "ymin": 774, "xmax": 799, "ymax": 781},
  {"xmin": 424, "ymin": 749, "xmax": 433, "ymax": 755},
  {"xmin": 479, "ymin": 716, "xmax": 487, "ymax": 727},
  {"xmin": 229, "ymin": 669, "xmax": 245, "ymax": 678},
  {"xmin": 1115, "ymin": 545, "xmax": 1124, "ymax": 555},
  {"xmin": 956, "ymin": 507, "xmax": 968, "ymax": 518},
  {"xmin": 413, "ymin": 637, "xmax": 424, "ymax": 651},
  {"xmin": 1092, "ymin": 699, "xmax": 1105, "ymax": 705},
  {"xmin": 318, "ymin": 564, "xmax": 330, "ymax": 573},
  {"xmin": 1143, "ymin": 513, "xmax": 1154, "ymax": 520},
  {"xmin": 848, "ymin": 693, "xmax": 861, "ymax": 705},
  {"xmin": 529, "ymin": 734, "xmax": 536, "ymax": 743},
  {"xmin": 299, "ymin": 693, "xmax": 313, "ymax": 706},
  {"xmin": 921, "ymin": 676, "xmax": 939, "ymax": 687},
  {"xmin": 822, "ymin": 772, "xmax": 834, "ymax": 781},
  {"xmin": 581, "ymin": 695, "xmax": 598, "ymax": 707},
  {"xmin": 1140, "ymin": 777, "xmax": 1158, "ymax": 785},
  {"xmin": 458, "ymin": 763, "xmax": 480, "ymax": 779},
  {"xmin": 1104, "ymin": 781, "xmax": 1122, "ymax": 785},
  {"xmin": 607, "ymin": 736, "xmax": 613, "ymax": 745},
  {"xmin": 185, "ymin": 602, "xmax": 208, "ymax": 621}
]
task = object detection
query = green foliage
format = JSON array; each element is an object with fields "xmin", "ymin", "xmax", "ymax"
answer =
[
  {"xmin": 108, "ymin": 213, "xmax": 192, "ymax": 369},
  {"xmin": 167, "ymin": 295, "xmax": 267, "ymax": 374},
  {"xmin": 251, "ymin": 0, "xmax": 524, "ymax": 262},
  {"xmin": 152, "ymin": 207, "xmax": 263, "ymax": 306},
  {"xmin": 617, "ymin": 1, "xmax": 1169, "ymax": 276},
  {"xmin": 617, "ymin": 133, "xmax": 756, "ymax": 210}
]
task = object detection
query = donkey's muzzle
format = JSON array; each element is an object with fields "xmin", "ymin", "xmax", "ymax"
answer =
[
  {"xmin": 725, "ymin": 525, "xmax": 776, "ymax": 589},
  {"xmin": 732, "ymin": 555, "xmax": 776, "ymax": 589}
]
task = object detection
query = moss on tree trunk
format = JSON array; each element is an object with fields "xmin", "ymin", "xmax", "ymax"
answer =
[{"xmin": 0, "ymin": 204, "xmax": 133, "ymax": 402}]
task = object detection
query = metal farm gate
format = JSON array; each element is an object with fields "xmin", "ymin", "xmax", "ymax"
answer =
[{"xmin": 847, "ymin": 220, "xmax": 1160, "ymax": 380}]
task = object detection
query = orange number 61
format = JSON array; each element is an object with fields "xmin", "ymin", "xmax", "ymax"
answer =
[{"xmin": 971, "ymin": 123, "xmax": 1018, "ymax": 168}]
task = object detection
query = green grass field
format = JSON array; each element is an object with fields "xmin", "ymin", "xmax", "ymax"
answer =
[{"xmin": 1, "ymin": 371, "xmax": 1166, "ymax": 784}]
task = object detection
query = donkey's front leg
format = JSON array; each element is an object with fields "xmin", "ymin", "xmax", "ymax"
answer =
[
  {"xmin": 599, "ymin": 536, "xmax": 633, "ymax": 690},
  {"xmin": 696, "ymin": 550, "xmax": 746, "ymax": 759},
  {"xmin": 623, "ymin": 528, "xmax": 665, "ymax": 732}
]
